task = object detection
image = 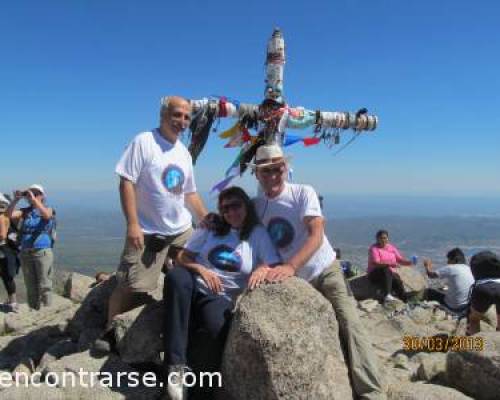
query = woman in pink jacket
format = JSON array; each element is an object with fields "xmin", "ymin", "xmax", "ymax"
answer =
[{"xmin": 368, "ymin": 230, "xmax": 413, "ymax": 303}]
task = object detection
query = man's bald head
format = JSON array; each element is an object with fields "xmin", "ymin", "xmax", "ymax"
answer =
[
  {"xmin": 160, "ymin": 96, "xmax": 191, "ymax": 117},
  {"xmin": 159, "ymin": 96, "xmax": 192, "ymax": 142}
]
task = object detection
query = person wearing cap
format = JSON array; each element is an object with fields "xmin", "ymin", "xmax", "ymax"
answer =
[
  {"xmin": 0, "ymin": 194, "xmax": 20, "ymax": 311},
  {"xmin": 106, "ymin": 96, "xmax": 208, "ymax": 333},
  {"xmin": 7, "ymin": 184, "xmax": 56, "ymax": 309},
  {"xmin": 251, "ymin": 144, "xmax": 386, "ymax": 400},
  {"xmin": 467, "ymin": 251, "xmax": 500, "ymax": 335}
]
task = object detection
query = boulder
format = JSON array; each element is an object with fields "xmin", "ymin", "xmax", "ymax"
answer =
[
  {"xmin": 40, "ymin": 350, "xmax": 162, "ymax": 399},
  {"xmin": 221, "ymin": 278, "xmax": 353, "ymax": 400},
  {"xmin": 113, "ymin": 301, "xmax": 164, "ymax": 365},
  {"xmin": 1, "ymin": 295, "xmax": 76, "ymax": 336},
  {"xmin": 388, "ymin": 382, "xmax": 472, "ymax": 400},
  {"xmin": 395, "ymin": 267, "xmax": 427, "ymax": 300},
  {"xmin": 415, "ymin": 352, "xmax": 447, "ymax": 382},
  {"xmin": 446, "ymin": 332, "xmax": 500, "ymax": 400},
  {"xmin": 0, "ymin": 326, "xmax": 68, "ymax": 371},
  {"xmin": 56, "ymin": 271, "xmax": 95, "ymax": 303},
  {"xmin": 348, "ymin": 274, "xmax": 382, "ymax": 301},
  {"xmin": 67, "ymin": 274, "xmax": 164, "ymax": 343}
]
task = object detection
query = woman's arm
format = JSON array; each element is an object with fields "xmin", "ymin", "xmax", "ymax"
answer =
[
  {"xmin": 176, "ymin": 248, "xmax": 223, "ymax": 294},
  {"xmin": 393, "ymin": 246, "xmax": 412, "ymax": 266}
]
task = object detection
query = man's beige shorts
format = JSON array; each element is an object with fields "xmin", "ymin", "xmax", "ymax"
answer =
[{"xmin": 116, "ymin": 228, "xmax": 192, "ymax": 293}]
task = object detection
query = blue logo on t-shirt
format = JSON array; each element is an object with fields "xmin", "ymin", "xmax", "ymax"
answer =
[
  {"xmin": 162, "ymin": 165, "xmax": 185, "ymax": 194},
  {"xmin": 208, "ymin": 245, "xmax": 242, "ymax": 272},
  {"xmin": 267, "ymin": 217, "xmax": 295, "ymax": 248}
]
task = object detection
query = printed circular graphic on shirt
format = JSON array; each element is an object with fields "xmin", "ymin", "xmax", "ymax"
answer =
[
  {"xmin": 208, "ymin": 245, "xmax": 242, "ymax": 272},
  {"xmin": 267, "ymin": 217, "xmax": 295, "ymax": 248},
  {"xmin": 162, "ymin": 165, "xmax": 185, "ymax": 194}
]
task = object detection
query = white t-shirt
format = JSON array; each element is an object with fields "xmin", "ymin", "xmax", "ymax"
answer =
[
  {"xmin": 186, "ymin": 225, "xmax": 281, "ymax": 301},
  {"xmin": 115, "ymin": 129, "xmax": 196, "ymax": 236},
  {"xmin": 253, "ymin": 183, "xmax": 336, "ymax": 282},
  {"xmin": 435, "ymin": 264, "xmax": 475, "ymax": 309}
]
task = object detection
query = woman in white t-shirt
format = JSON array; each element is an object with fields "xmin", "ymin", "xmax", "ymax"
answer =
[{"xmin": 163, "ymin": 186, "xmax": 280, "ymax": 400}]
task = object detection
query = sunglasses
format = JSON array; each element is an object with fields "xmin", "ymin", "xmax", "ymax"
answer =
[
  {"xmin": 220, "ymin": 201, "xmax": 244, "ymax": 214},
  {"xmin": 259, "ymin": 164, "xmax": 286, "ymax": 176}
]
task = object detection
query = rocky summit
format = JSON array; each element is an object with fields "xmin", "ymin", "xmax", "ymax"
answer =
[{"xmin": 0, "ymin": 270, "xmax": 498, "ymax": 399}]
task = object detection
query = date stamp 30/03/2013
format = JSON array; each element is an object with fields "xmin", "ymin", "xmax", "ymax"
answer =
[{"xmin": 402, "ymin": 335, "xmax": 485, "ymax": 352}]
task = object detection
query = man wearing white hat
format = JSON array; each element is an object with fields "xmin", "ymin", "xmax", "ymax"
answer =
[
  {"xmin": 251, "ymin": 144, "xmax": 386, "ymax": 400},
  {"xmin": 7, "ymin": 184, "xmax": 56, "ymax": 309}
]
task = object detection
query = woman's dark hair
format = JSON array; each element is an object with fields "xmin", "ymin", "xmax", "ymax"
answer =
[
  {"xmin": 376, "ymin": 230, "xmax": 389, "ymax": 240},
  {"xmin": 215, "ymin": 186, "xmax": 260, "ymax": 241},
  {"xmin": 446, "ymin": 248, "xmax": 466, "ymax": 264}
]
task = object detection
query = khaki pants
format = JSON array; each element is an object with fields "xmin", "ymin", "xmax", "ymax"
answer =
[
  {"xmin": 116, "ymin": 228, "xmax": 192, "ymax": 293},
  {"xmin": 20, "ymin": 248, "xmax": 54, "ymax": 310},
  {"xmin": 310, "ymin": 261, "xmax": 386, "ymax": 400}
]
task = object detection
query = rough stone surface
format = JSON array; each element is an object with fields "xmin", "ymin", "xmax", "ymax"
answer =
[
  {"xmin": 62, "ymin": 272, "xmax": 96, "ymax": 303},
  {"xmin": 1, "ymin": 294, "xmax": 77, "ymax": 335},
  {"xmin": 388, "ymin": 382, "xmax": 473, "ymax": 400},
  {"xmin": 396, "ymin": 267, "xmax": 427, "ymax": 300},
  {"xmin": 415, "ymin": 352, "xmax": 447, "ymax": 382},
  {"xmin": 446, "ymin": 332, "xmax": 500, "ymax": 400},
  {"xmin": 113, "ymin": 301, "xmax": 164, "ymax": 365},
  {"xmin": 221, "ymin": 278, "xmax": 352, "ymax": 400}
]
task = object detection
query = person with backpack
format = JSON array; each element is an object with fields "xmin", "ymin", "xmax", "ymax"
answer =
[
  {"xmin": 6, "ymin": 184, "xmax": 56, "ymax": 310},
  {"xmin": 0, "ymin": 193, "xmax": 20, "ymax": 312}
]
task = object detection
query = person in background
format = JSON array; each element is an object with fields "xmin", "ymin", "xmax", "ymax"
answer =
[
  {"xmin": 467, "ymin": 251, "xmax": 500, "ymax": 335},
  {"xmin": 0, "ymin": 193, "xmax": 19, "ymax": 311},
  {"xmin": 423, "ymin": 248, "xmax": 474, "ymax": 313},
  {"xmin": 367, "ymin": 230, "xmax": 414, "ymax": 303},
  {"xmin": 7, "ymin": 185, "xmax": 56, "ymax": 310}
]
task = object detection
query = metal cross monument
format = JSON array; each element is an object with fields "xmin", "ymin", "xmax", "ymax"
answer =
[{"xmin": 162, "ymin": 28, "xmax": 378, "ymax": 192}]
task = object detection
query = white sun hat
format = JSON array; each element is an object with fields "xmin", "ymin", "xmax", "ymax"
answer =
[
  {"xmin": 247, "ymin": 144, "xmax": 292, "ymax": 170},
  {"xmin": 28, "ymin": 184, "xmax": 46, "ymax": 195}
]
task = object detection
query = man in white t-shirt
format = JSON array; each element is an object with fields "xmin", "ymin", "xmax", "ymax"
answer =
[
  {"xmin": 106, "ymin": 96, "xmax": 208, "ymax": 330},
  {"xmin": 424, "ymin": 248, "xmax": 474, "ymax": 311},
  {"xmin": 251, "ymin": 144, "xmax": 386, "ymax": 400}
]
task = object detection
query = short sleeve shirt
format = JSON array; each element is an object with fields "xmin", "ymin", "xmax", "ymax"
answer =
[
  {"xmin": 253, "ymin": 183, "xmax": 336, "ymax": 282},
  {"xmin": 186, "ymin": 225, "xmax": 281, "ymax": 301},
  {"xmin": 115, "ymin": 129, "xmax": 196, "ymax": 235}
]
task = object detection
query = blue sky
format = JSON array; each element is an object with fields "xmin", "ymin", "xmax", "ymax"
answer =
[{"xmin": 1, "ymin": 0, "xmax": 499, "ymax": 200}]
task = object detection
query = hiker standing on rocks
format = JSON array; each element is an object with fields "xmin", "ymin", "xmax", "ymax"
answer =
[
  {"xmin": 251, "ymin": 144, "xmax": 386, "ymax": 400},
  {"xmin": 367, "ymin": 230, "xmax": 414, "ymax": 303},
  {"xmin": 7, "ymin": 184, "xmax": 56, "ymax": 310},
  {"xmin": 0, "ymin": 193, "xmax": 20, "ymax": 311},
  {"xmin": 107, "ymin": 96, "xmax": 208, "ymax": 331}
]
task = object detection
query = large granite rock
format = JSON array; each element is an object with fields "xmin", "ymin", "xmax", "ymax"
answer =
[
  {"xmin": 388, "ymin": 382, "xmax": 472, "ymax": 400},
  {"xmin": 0, "ymin": 294, "xmax": 77, "ymax": 336},
  {"xmin": 112, "ymin": 301, "xmax": 165, "ymax": 365},
  {"xmin": 446, "ymin": 332, "xmax": 500, "ymax": 400},
  {"xmin": 221, "ymin": 278, "xmax": 353, "ymax": 400},
  {"xmin": 67, "ymin": 274, "xmax": 164, "ymax": 343},
  {"xmin": 55, "ymin": 271, "xmax": 96, "ymax": 303}
]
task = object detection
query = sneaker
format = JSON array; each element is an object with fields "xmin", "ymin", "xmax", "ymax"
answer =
[
  {"xmin": 166, "ymin": 365, "xmax": 190, "ymax": 400},
  {"xmin": 384, "ymin": 294, "xmax": 397, "ymax": 303},
  {"xmin": 8, "ymin": 303, "xmax": 19, "ymax": 313}
]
